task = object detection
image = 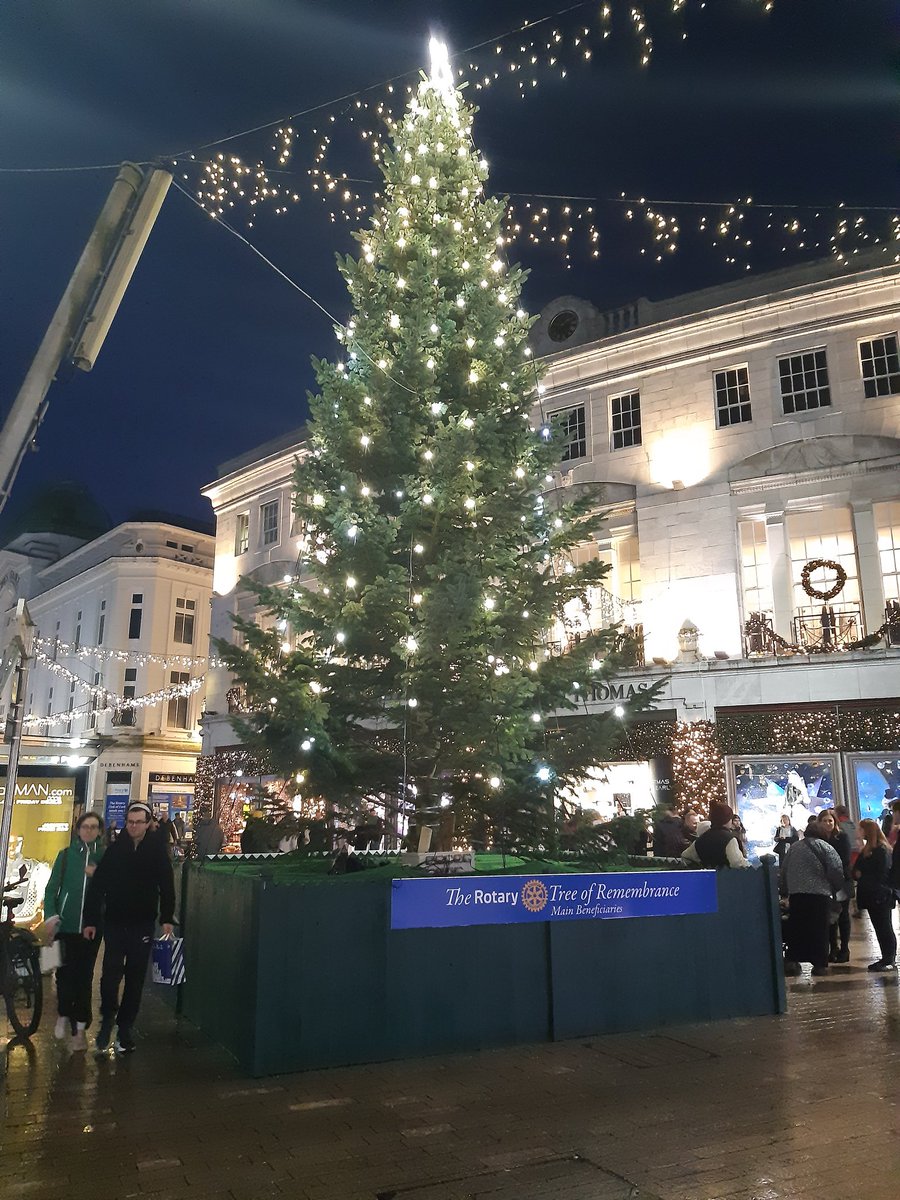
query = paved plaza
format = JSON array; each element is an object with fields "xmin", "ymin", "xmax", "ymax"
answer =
[{"xmin": 2, "ymin": 916, "xmax": 899, "ymax": 1200}]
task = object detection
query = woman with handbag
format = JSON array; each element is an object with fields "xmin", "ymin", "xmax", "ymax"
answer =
[
  {"xmin": 781, "ymin": 821, "xmax": 845, "ymax": 977},
  {"xmin": 853, "ymin": 819, "xmax": 896, "ymax": 972},
  {"xmin": 42, "ymin": 812, "xmax": 106, "ymax": 1049}
]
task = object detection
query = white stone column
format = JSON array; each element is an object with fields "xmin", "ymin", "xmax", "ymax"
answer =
[
  {"xmin": 765, "ymin": 514, "xmax": 795, "ymax": 641},
  {"xmin": 851, "ymin": 500, "xmax": 885, "ymax": 635}
]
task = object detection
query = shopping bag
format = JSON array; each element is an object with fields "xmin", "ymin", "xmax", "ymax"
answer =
[
  {"xmin": 39, "ymin": 941, "xmax": 62, "ymax": 973},
  {"xmin": 151, "ymin": 935, "xmax": 186, "ymax": 985}
]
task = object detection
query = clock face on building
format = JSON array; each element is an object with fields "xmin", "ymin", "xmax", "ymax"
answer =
[{"xmin": 548, "ymin": 309, "xmax": 579, "ymax": 343}]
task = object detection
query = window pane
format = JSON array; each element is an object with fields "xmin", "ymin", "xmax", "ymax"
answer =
[
  {"xmin": 778, "ymin": 347, "xmax": 831, "ymax": 415},
  {"xmin": 610, "ymin": 392, "xmax": 641, "ymax": 450}
]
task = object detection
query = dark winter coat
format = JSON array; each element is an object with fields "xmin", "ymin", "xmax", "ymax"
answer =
[
  {"xmin": 855, "ymin": 845, "xmax": 894, "ymax": 911},
  {"xmin": 83, "ymin": 829, "xmax": 175, "ymax": 927},
  {"xmin": 653, "ymin": 814, "xmax": 688, "ymax": 858},
  {"xmin": 194, "ymin": 817, "xmax": 225, "ymax": 858}
]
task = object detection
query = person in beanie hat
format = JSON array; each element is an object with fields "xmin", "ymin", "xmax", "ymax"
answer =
[
  {"xmin": 681, "ymin": 804, "xmax": 751, "ymax": 869},
  {"xmin": 82, "ymin": 802, "xmax": 174, "ymax": 1054}
]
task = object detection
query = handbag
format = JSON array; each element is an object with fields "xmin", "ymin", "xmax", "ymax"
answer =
[{"xmin": 151, "ymin": 935, "xmax": 186, "ymax": 986}]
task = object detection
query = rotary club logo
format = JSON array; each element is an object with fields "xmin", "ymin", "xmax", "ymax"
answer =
[{"xmin": 521, "ymin": 878, "xmax": 548, "ymax": 913}]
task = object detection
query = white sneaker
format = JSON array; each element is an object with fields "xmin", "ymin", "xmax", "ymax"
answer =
[{"xmin": 54, "ymin": 1016, "xmax": 69, "ymax": 1040}]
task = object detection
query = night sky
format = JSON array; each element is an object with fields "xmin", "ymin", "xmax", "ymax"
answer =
[{"xmin": 1, "ymin": 0, "xmax": 896, "ymax": 530}]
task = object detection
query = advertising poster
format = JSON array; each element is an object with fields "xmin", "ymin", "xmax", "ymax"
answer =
[
  {"xmin": 729, "ymin": 756, "xmax": 839, "ymax": 863},
  {"xmin": 2, "ymin": 775, "xmax": 76, "ymax": 924},
  {"xmin": 104, "ymin": 782, "xmax": 130, "ymax": 837},
  {"xmin": 848, "ymin": 754, "xmax": 900, "ymax": 823}
]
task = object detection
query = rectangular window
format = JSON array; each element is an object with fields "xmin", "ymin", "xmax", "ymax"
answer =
[
  {"xmin": 778, "ymin": 348, "xmax": 831, "ymax": 414},
  {"xmin": 166, "ymin": 540, "xmax": 178, "ymax": 549},
  {"xmin": 74, "ymin": 610, "xmax": 82, "ymax": 648},
  {"xmin": 173, "ymin": 597, "xmax": 196, "ymax": 645},
  {"xmin": 875, "ymin": 501, "xmax": 900, "ymax": 606},
  {"xmin": 738, "ymin": 520, "xmax": 774, "ymax": 619},
  {"xmin": 235, "ymin": 512, "xmax": 250, "ymax": 555},
  {"xmin": 181, "ymin": 543, "xmax": 193, "ymax": 553},
  {"xmin": 123, "ymin": 668, "xmax": 137, "ymax": 701},
  {"xmin": 88, "ymin": 672, "xmax": 102, "ymax": 730},
  {"xmin": 132, "ymin": 593, "xmax": 143, "ymax": 604},
  {"xmin": 260, "ymin": 500, "xmax": 280, "ymax": 546},
  {"xmin": 45, "ymin": 687, "xmax": 54, "ymax": 720},
  {"xmin": 859, "ymin": 334, "xmax": 900, "ymax": 399},
  {"xmin": 550, "ymin": 404, "xmax": 587, "ymax": 462},
  {"xmin": 166, "ymin": 671, "xmax": 190, "ymax": 730},
  {"xmin": 615, "ymin": 535, "xmax": 642, "ymax": 605},
  {"xmin": 610, "ymin": 391, "xmax": 642, "ymax": 450},
  {"xmin": 128, "ymin": 606, "xmax": 142, "ymax": 640},
  {"xmin": 97, "ymin": 600, "xmax": 106, "ymax": 646},
  {"xmin": 714, "ymin": 366, "xmax": 752, "ymax": 427},
  {"xmin": 787, "ymin": 508, "xmax": 861, "ymax": 649},
  {"xmin": 65, "ymin": 680, "xmax": 76, "ymax": 734}
]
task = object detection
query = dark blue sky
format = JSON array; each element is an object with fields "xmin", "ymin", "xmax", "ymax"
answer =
[{"xmin": 1, "ymin": 0, "xmax": 896, "ymax": 528}]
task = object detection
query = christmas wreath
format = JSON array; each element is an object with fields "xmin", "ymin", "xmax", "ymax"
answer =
[{"xmin": 801, "ymin": 558, "xmax": 847, "ymax": 602}]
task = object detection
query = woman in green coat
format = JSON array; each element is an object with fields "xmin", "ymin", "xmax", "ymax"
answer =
[{"xmin": 43, "ymin": 812, "xmax": 105, "ymax": 1049}]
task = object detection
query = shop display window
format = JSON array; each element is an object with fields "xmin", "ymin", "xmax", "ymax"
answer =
[
  {"xmin": 845, "ymin": 753, "xmax": 900, "ymax": 824},
  {"xmin": 726, "ymin": 755, "xmax": 842, "ymax": 863}
]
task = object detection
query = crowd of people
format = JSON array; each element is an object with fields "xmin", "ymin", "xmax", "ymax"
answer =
[{"xmin": 656, "ymin": 796, "xmax": 900, "ymax": 976}]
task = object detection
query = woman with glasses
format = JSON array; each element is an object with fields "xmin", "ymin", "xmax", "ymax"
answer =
[{"xmin": 43, "ymin": 811, "xmax": 106, "ymax": 1050}]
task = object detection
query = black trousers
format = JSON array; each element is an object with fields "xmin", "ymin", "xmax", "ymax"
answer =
[
  {"xmin": 56, "ymin": 932, "xmax": 101, "ymax": 1027},
  {"xmin": 866, "ymin": 901, "xmax": 897, "ymax": 964},
  {"xmin": 786, "ymin": 893, "xmax": 830, "ymax": 969},
  {"xmin": 99, "ymin": 920, "xmax": 155, "ymax": 1031},
  {"xmin": 828, "ymin": 898, "xmax": 851, "ymax": 955}
]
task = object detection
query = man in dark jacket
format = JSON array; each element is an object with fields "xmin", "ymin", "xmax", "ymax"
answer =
[
  {"xmin": 83, "ymin": 802, "xmax": 175, "ymax": 1054},
  {"xmin": 652, "ymin": 806, "xmax": 688, "ymax": 858}
]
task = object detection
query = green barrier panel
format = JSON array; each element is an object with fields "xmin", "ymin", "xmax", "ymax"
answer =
[{"xmin": 179, "ymin": 862, "xmax": 785, "ymax": 1077}]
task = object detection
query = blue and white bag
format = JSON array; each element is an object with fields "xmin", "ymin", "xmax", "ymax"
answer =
[{"xmin": 151, "ymin": 935, "xmax": 186, "ymax": 985}]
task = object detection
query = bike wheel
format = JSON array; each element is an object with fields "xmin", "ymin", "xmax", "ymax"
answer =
[{"xmin": 4, "ymin": 935, "xmax": 43, "ymax": 1038}]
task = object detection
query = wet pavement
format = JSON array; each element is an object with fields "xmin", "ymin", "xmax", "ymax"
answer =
[{"xmin": 3, "ymin": 914, "xmax": 899, "ymax": 1200}]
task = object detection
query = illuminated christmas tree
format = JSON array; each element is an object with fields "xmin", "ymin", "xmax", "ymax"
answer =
[{"xmin": 219, "ymin": 41, "xmax": 658, "ymax": 851}]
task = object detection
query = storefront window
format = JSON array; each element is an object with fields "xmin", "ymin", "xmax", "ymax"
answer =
[
  {"xmin": 786, "ymin": 507, "xmax": 860, "ymax": 617},
  {"xmin": 728, "ymin": 755, "xmax": 840, "ymax": 863},
  {"xmin": 615, "ymin": 535, "xmax": 642, "ymax": 606}
]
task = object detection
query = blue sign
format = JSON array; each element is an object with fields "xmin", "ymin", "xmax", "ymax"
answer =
[{"xmin": 391, "ymin": 870, "xmax": 717, "ymax": 929}]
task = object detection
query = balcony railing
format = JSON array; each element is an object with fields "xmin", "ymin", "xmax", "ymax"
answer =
[{"xmin": 792, "ymin": 606, "xmax": 862, "ymax": 652}]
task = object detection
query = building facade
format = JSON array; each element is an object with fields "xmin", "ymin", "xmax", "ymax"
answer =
[
  {"xmin": 530, "ymin": 254, "xmax": 900, "ymax": 855},
  {"xmin": 1, "ymin": 498, "xmax": 213, "ymax": 894},
  {"xmin": 198, "ymin": 256, "xmax": 900, "ymax": 858}
]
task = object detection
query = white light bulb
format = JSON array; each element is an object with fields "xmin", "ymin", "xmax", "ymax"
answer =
[
  {"xmin": 466, "ymin": 336, "xmax": 475, "ymax": 348},
  {"xmin": 427, "ymin": 357, "xmax": 435, "ymax": 369},
  {"xmin": 515, "ymin": 467, "xmax": 525, "ymax": 478},
  {"xmin": 462, "ymin": 417, "xmax": 473, "ymax": 428},
  {"xmin": 301, "ymin": 740, "xmax": 312, "ymax": 751},
  {"xmin": 591, "ymin": 658, "xmax": 601, "ymax": 670},
  {"xmin": 430, "ymin": 402, "xmax": 441, "ymax": 414},
  {"xmin": 494, "ymin": 335, "xmax": 504, "ymax": 346},
  {"xmin": 537, "ymin": 767, "xmax": 551, "ymax": 783},
  {"xmin": 423, "ymin": 449, "xmax": 433, "ymax": 460},
  {"xmin": 468, "ymin": 370, "xmax": 478, "ymax": 383},
  {"xmin": 363, "ymin": 395, "xmax": 372, "ymax": 405},
  {"xmin": 335, "ymin": 631, "xmax": 346, "ymax": 643},
  {"xmin": 389, "ymin": 313, "xmax": 400, "ymax": 328},
  {"xmin": 310, "ymin": 681, "xmax": 322, "ymax": 694},
  {"xmin": 531, "ymin": 713, "xmax": 541, "ymax": 723},
  {"xmin": 396, "ymin": 277, "xmax": 406, "ymax": 289},
  {"xmin": 422, "ymin": 494, "xmax": 433, "ymax": 505},
  {"xmin": 489, "ymin": 776, "xmax": 501, "ymax": 789},
  {"xmin": 464, "ymin": 497, "xmax": 476, "ymax": 510},
  {"xmin": 410, "ymin": 174, "xmax": 420, "ymax": 185},
  {"xmin": 430, "ymin": 323, "xmax": 439, "ymax": 333},
  {"xmin": 484, "ymin": 597, "xmax": 495, "ymax": 610},
  {"xmin": 462, "ymin": 260, "xmax": 470, "ymax": 271},
  {"xmin": 456, "ymin": 296, "xmax": 465, "ymax": 308},
  {"xmin": 412, "ymin": 592, "xmax": 423, "ymax": 604},
  {"xmin": 428, "ymin": 177, "xmax": 437, "ymax": 189},
  {"xmin": 312, "ymin": 493, "xmax": 324, "ymax": 507},
  {"xmin": 408, "ymin": 697, "xmax": 418, "ymax": 708},
  {"xmin": 347, "ymin": 524, "xmax": 359, "ymax": 539},
  {"xmin": 491, "ymin": 260, "xmax": 503, "ymax": 273},
  {"xmin": 414, "ymin": 543, "xmax": 424, "ymax": 554},
  {"xmin": 522, "ymin": 610, "xmax": 530, "ymax": 618},
  {"xmin": 406, "ymin": 636, "xmax": 418, "ymax": 652},
  {"xmin": 346, "ymin": 576, "xmax": 356, "ymax": 588},
  {"xmin": 529, "ymin": 661, "xmax": 538, "ymax": 671},
  {"xmin": 465, "ymin": 460, "xmax": 474, "ymax": 471},
  {"xmin": 360, "ymin": 434, "xmax": 370, "ymax": 447}
]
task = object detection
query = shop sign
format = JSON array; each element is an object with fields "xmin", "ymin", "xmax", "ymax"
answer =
[
  {"xmin": 391, "ymin": 870, "xmax": 717, "ymax": 929},
  {"xmin": 149, "ymin": 773, "xmax": 195, "ymax": 784},
  {"xmin": 2, "ymin": 777, "xmax": 76, "ymax": 924}
]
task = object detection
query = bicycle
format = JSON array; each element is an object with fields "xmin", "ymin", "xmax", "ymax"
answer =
[{"xmin": 2, "ymin": 872, "xmax": 43, "ymax": 1038}]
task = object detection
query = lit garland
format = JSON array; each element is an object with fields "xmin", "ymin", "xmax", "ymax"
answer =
[
  {"xmin": 166, "ymin": 0, "xmax": 868, "ymax": 278},
  {"xmin": 33, "ymin": 634, "xmax": 212, "ymax": 668}
]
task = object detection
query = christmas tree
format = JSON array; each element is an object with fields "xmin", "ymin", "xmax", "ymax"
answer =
[{"xmin": 218, "ymin": 41, "xmax": 659, "ymax": 853}]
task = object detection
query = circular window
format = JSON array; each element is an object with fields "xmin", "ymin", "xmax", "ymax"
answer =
[{"xmin": 547, "ymin": 310, "xmax": 579, "ymax": 343}]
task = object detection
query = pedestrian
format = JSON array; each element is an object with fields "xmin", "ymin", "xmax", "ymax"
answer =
[
  {"xmin": 82, "ymin": 802, "xmax": 175, "ymax": 1054},
  {"xmin": 852, "ymin": 818, "xmax": 896, "ymax": 972},
  {"xmin": 773, "ymin": 813, "xmax": 798, "ymax": 866},
  {"xmin": 781, "ymin": 817, "xmax": 845, "ymax": 977},
  {"xmin": 194, "ymin": 814, "xmax": 225, "ymax": 858},
  {"xmin": 652, "ymin": 804, "xmax": 688, "ymax": 858},
  {"xmin": 681, "ymin": 803, "xmax": 751, "ymax": 869},
  {"xmin": 172, "ymin": 811, "xmax": 186, "ymax": 842},
  {"xmin": 155, "ymin": 811, "xmax": 179, "ymax": 858},
  {"xmin": 682, "ymin": 811, "xmax": 700, "ymax": 845},
  {"xmin": 42, "ymin": 812, "xmax": 105, "ymax": 1050},
  {"xmin": 816, "ymin": 809, "xmax": 852, "ymax": 963}
]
